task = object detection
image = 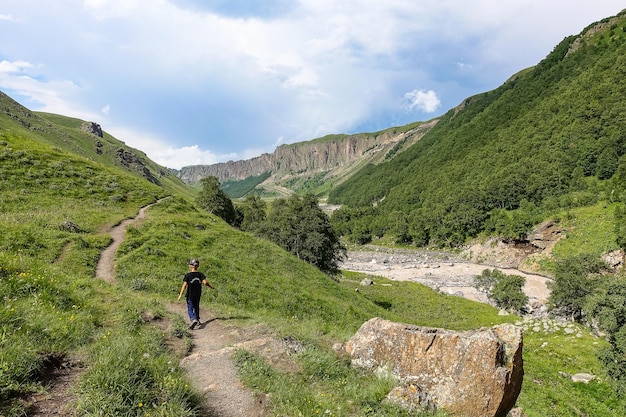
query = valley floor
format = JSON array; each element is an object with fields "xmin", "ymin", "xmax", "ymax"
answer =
[{"xmin": 341, "ymin": 247, "xmax": 551, "ymax": 306}]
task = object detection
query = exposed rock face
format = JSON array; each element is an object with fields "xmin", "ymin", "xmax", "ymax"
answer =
[
  {"xmin": 526, "ymin": 220, "xmax": 564, "ymax": 250},
  {"xmin": 345, "ymin": 318, "xmax": 523, "ymax": 417},
  {"xmin": 79, "ymin": 121, "xmax": 103, "ymax": 137},
  {"xmin": 177, "ymin": 152, "xmax": 275, "ymax": 184},
  {"xmin": 115, "ymin": 148, "xmax": 161, "ymax": 185},
  {"xmin": 174, "ymin": 120, "xmax": 438, "ymax": 185}
]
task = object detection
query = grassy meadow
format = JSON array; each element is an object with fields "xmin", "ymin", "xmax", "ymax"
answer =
[{"xmin": 1, "ymin": 127, "xmax": 624, "ymax": 416}]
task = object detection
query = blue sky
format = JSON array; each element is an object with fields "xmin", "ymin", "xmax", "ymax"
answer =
[{"xmin": 0, "ymin": 1, "xmax": 622, "ymax": 169}]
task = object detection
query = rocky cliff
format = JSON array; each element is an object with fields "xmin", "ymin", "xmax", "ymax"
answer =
[{"xmin": 174, "ymin": 120, "xmax": 438, "ymax": 193}]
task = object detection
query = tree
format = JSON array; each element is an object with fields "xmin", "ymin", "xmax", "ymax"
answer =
[
  {"xmin": 587, "ymin": 279, "xmax": 626, "ymax": 394},
  {"xmin": 548, "ymin": 254, "xmax": 605, "ymax": 321},
  {"xmin": 597, "ymin": 147, "xmax": 619, "ymax": 180},
  {"xmin": 258, "ymin": 194, "xmax": 346, "ymax": 274},
  {"xmin": 239, "ymin": 195, "xmax": 267, "ymax": 233},
  {"xmin": 389, "ymin": 211, "xmax": 410, "ymax": 244},
  {"xmin": 196, "ymin": 176, "xmax": 237, "ymax": 225},
  {"xmin": 474, "ymin": 269, "xmax": 528, "ymax": 313}
]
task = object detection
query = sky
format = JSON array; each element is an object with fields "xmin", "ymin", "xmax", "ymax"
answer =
[{"xmin": 0, "ymin": 1, "xmax": 623, "ymax": 169}]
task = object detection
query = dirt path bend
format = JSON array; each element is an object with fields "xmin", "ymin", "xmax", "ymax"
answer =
[
  {"xmin": 93, "ymin": 198, "xmax": 269, "ymax": 417},
  {"xmin": 95, "ymin": 201, "xmax": 158, "ymax": 283},
  {"xmin": 32, "ymin": 198, "xmax": 272, "ymax": 417},
  {"xmin": 169, "ymin": 303, "xmax": 272, "ymax": 417}
]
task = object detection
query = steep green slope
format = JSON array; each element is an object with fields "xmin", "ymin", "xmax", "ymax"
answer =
[
  {"xmin": 329, "ymin": 11, "xmax": 626, "ymax": 246},
  {"xmin": 0, "ymin": 91, "xmax": 194, "ymax": 199}
]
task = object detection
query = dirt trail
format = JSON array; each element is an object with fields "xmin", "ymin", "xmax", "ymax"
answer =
[
  {"xmin": 30, "ymin": 199, "xmax": 268, "ymax": 417},
  {"xmin": 95, "ymin": 203, "xmax": 154, "ymax": 283},
  {"xmin": 168, "ymin": 303, "xmax": 270, "ymax": 417},
  {"xmin": 100, "ymin": 200, "xmax": 267, "ymax": 416}
]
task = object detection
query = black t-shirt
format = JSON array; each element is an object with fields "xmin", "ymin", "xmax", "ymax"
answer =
[{"xmin": 183, "ymin": 271, "xmax": 206, "ymax": 300}]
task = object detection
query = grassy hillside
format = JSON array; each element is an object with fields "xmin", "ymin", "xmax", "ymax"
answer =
[
  {"xmin": 0, "ymin": 122, "xmax": 504, "ymax": 416},
  {"xmin": 328, "ymin": 11, "xmax": 626, "ymax": 248},
  {"xmin": 1, "ymin": 99, "xmax": 624, "ymax": 415},
  {"xmin": 0, "ymin": 91, "xmax": 194, "ymax": 200}
]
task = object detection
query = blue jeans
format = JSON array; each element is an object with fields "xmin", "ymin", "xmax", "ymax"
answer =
[{"xmin": 186, "ymin": 297, "xmax": 200, "ymax": 322}]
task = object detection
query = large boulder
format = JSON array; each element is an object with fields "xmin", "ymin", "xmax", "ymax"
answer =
[{"xmin": 345, "ymin": 318, "xmax": 523, "ymax": 417}]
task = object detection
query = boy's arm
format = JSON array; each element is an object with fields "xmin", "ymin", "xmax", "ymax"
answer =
[
  {"xmin": 203, "ymin": 279, "xmax": 215, "ymax": 289},
  {"xmin": 178, "ymin": 282, "xmax": 187, "ymax": 300}
]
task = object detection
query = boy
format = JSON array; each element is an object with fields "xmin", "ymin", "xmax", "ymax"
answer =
[{"xmin": 178, "ymin": 258, "xmax": 215, "ymax": 329}]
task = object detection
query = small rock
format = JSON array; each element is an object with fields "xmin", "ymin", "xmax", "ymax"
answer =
[
  {"xmin": 59, "ymin": 221, "xmax": 82, "ymax": 233},
  {"xmin": 360, "ymin": 278, "xmax": 374, "ymax": 286},
  {"xmin": 571, "ymin": 373, "xmax": 595, "ymax": 384}
]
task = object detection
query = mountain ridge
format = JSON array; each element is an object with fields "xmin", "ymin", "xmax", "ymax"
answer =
[{"xmin": 173, "ymin": 119, "xmax": 437, "ymax": 196}]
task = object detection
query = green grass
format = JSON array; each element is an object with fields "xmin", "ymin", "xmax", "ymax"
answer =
[
  {"xmin": 551, "ymin": 202, "xmax": 620, "ymax": 259},
  {"xmin": 233, "ymin": 348, "xmax": 438, "ymax": 417},
  {"xmin": 74, "ymin": 323, "xmax": 200, "ymax": 417},
  {"xmin": 2, "ymin": 121, "xmax": 626, "ymax": 415},
  {"xmin": 518, "ymin": 326, "xmax": 621, "ymax": 416}
]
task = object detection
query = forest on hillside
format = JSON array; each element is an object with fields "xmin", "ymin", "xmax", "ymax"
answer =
[{"xmin": 329, "ymin": 12, "xmax": 626, "ymax": 248}]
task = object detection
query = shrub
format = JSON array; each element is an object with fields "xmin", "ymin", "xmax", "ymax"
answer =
[
  {"xmin": 587, "ymin": 278, "xmax": 626, "ymax": 394},
  {"xmin": 474, "ymin": 269, "xmax": 528, "ymax": 312}
]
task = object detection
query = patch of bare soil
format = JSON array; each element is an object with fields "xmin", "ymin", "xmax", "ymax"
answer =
[
  {"xmin": 168, "ymin": 303, "xmax": 301, "ymax": 417},
  {"xmin": 23, "ymin": 354, "xmax": 85, "ymax": 417}
]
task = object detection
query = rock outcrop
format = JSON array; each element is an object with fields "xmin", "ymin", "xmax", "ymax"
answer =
[
  {"xmin": 174, "ymin": 120, "xmax": 438, "ymax": 187},
  {"xmin": 79, "ymin": 121, "xmax": 103, "ymax": 137},
  {"xmin": 345, "ymin": 318, "xmax": 523, "ymax": 417},
  {"xmin": 115, "ymin": 148, "xmax": 161, "ymax": 185}
]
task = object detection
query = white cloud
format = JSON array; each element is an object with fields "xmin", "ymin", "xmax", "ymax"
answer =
[
  {"xmin": 101, "ymin": 104, "xmax": 110, "ymax": 115},
  {"xmin": 404, "ymin": 89, "xmax": 441, "ymax": 113},
  {"xmin": 0, "ymin": 60, "xmax": 32, "ymax": 73},
  {"xmin": 0, "ymin": 14, "xmax": 19, "ymax": 22},
  {"xmin": 105, "ymin": 126, "xmax": 236, "ymax": 169}
]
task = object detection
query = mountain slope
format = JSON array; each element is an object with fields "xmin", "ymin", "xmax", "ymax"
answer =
[
  {"xmin": 0, "ymin": 91, "xmax": 194, "ymax": 199},
  {"xmin": 174, "ymin": 119, "xmax": 437, "ymax": 197},
  {"xmin": 328, "ymin": 10, "xmax": 626, "ymax": 245}
]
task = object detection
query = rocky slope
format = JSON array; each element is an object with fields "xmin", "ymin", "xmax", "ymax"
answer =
[{"xmin": 173, "ymin": 120, "xmax": 438, "ymax": 193}]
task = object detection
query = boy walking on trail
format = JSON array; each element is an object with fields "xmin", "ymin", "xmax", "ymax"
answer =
[{"xmin": 178, "ymin": 258, "xmax": 215, "ymax": 329}]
